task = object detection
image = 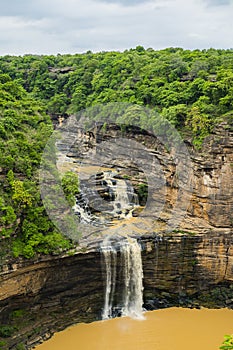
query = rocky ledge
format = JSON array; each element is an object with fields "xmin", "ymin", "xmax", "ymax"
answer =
[
  {"xmin": 1, "ymin": 122, "xmax": 233, "ymax": 349},
  {"xmin": 0, "ymin": 232, "xmax": 233, "ymax": 349}
]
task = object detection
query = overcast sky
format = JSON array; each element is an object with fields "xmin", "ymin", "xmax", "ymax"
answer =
[{"xmin": 0, "ymin": 0, "xmax": 232, "ymax": 55}]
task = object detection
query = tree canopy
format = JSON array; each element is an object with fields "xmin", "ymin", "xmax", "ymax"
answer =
[{"xmin": 0, "ymin": 47, "xmax": 233, "ymax": 258}]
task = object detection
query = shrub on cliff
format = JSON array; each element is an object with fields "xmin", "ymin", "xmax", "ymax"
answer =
[{"xmin": 220, "ymin": 335, "xmax": 233, "ymax": 350}]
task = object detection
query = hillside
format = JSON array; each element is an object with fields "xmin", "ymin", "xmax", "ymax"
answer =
[{"xmin": 0, "ymin": 47, "xmax": 233, "ymax": 259}]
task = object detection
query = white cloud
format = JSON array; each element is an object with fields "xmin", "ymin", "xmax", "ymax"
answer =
[
  {"xmin": 0, "ymin": 0, "xmax": 232, "ymax": 55},
  {"xmin": 204, "ymin": 0, "xmax": 232, "ymax": 6},
  {"xmin": 0, "ymin": 16, "xmax": 72, "ymax": 55}
]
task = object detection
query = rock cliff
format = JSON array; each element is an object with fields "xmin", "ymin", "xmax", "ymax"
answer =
[
  {"xmin": 56, "ymin": 120, "xmax": 233, "ymax": 235},
  {"xmin": 1, "ymin": 232, "xmax": 233, "ymax": 349},
  {"xmin": 0, "ymin": 122, "xmax": 233, "ymax": 349}
]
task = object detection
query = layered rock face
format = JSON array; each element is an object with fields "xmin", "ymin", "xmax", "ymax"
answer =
[
  {"xmin": 57, "ymin": 120, "xmax": 233, "ymax": 235},
  {"xmin": 0, "ymin": 251, "xmax": 104, "ymax": 348},
  {"xmin": 142, "ymin": 234, "xmax": 233, "ymax": 308},
  {"xmin": 1, "ymin": 233, "xmax": 233, "ymax": 349},
  {"xmin": 1, "ymin": 122, "xmax": 233, "ymax": 348},
  {"xmin": 184, "ymin": 122, "xmax": 233, "ymax": 232}
]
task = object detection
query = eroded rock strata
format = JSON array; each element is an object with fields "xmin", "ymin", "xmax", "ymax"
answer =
[
  {"xmin": 1, "ymin": 122, "xmax": 233, "ymax": 349},
  {"xmin": 0, "ymin": 233, "xmax": 233, "ymax": 349}
]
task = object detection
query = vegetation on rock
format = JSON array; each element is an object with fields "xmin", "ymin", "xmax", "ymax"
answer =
[
  {"xmin": 0, "ymin": 47, "xmax": 233, "ymax": 258},
  {"xmin": 220, "ymin": 335, "xmax": 233, "ymax": 350},
  {"xmin": 0, "ymin": 73, "xmax": 71, "ymax": 259}
]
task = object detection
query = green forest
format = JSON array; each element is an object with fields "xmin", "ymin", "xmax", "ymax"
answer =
[{"xmin": 0, "ymin": 47, "xmax": 233, "ymax": 259}]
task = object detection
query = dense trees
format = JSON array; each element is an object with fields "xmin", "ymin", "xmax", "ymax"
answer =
[
  {"xmin": 0, "ymin": 74, "xmax": 71, "ymax": 259},
  {"xmin": 1, "ymin": 48, "xmax": 232, "ymax": 146},
  {"xmin": 0, "ymin": 47, "xmax": 233, "ymax": 258}
]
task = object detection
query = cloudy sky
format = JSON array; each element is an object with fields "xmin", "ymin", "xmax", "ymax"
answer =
[{"xmin": 0, "ymin": 0, "xmax": 232, "ymax": 55}]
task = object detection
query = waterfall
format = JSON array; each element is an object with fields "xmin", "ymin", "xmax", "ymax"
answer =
[
  {"xmin": 72, "ymin": 169, "xmax": 144, "ymax": 319},
  {"xmin": 101, "ymin": 243, "xmax": 117, "ymax": 320},
  {"xmin": 72, "ymin": 183, "xmax": 103, "ymax": 226},
  {"xmin": 120, "ymin": 240, "xmax": 144, "ymax": 319},
  {"xmin": 73, "ymin": 170, "xmax": 139, "ymax": 225},
  {"xmin": 73, "ymin": 198, "xmax": 93, "ymax": 224},
  {"xmin": 101, "ymin": 238, "xmax": 144, "ymax": 320},
  {"xmin": 101, "ymin": 171, "xmax": 138, "ymax": 219}
]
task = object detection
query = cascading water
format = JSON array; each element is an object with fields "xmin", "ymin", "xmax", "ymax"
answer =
[
  {"xmin": 73, "ymin": 185, "xmax": 100, "ymax": 225},
  {"xmin": 120, "ymin": 239, "xmax": 144, "ymax": 319},
  {"xmin": 72, "ymin": 169, "xmax": 144, "ymax": 320},
  {"xmin": 101, "ymin": 238, "xmax": 144, "ymax": 320},
  {"xmin": 101, "ymin": 242, "xmax": 117, "ymax": 320},
  {"xmin": 73, "ymin": 170, "xmax": 139, "ymax": 225},
  {"xmin": 101, "ymin": 171, "xmax": 138, "ymax": 219}
]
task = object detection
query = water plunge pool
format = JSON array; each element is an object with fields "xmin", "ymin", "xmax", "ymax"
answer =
[{"xmin": 36, "ymin": 307, "xmax": 233, "ymax": 350}]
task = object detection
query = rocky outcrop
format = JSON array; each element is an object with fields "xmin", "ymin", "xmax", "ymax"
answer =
[
  {"xmin": 1, "ymin": 233, "xmax": 233, "ymax": 349},
  {"xmin": 57, "ymin": 120, "xmax": 233, "ymax": 235},
  {"xmin": 1, "ymin": 122, "xmax": 233, "ymax": 349},
  {"xmin": 0, "ymin": 251, "xmax": 104, "ymax": 349},
  {"xmin": 142, "ymin": 233, "xmax": 233, "ymax": 309},
  {"xmin": 184, "ymin": 122, "xmax": 233, "ymax": 231}
]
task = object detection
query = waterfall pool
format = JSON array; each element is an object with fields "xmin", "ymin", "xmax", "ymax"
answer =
[{"xmin": 36, "ymin": 307, "xmax": 233, "ymax": 350}]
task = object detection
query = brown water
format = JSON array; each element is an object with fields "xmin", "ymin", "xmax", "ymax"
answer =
[{"xmin": 36, "ymin": 308, "xmax": 233, "ymax": 350}]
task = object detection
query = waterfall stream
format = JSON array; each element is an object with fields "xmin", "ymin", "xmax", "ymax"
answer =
[
  {"xmin": 73, "ymin": 170, "xmax": 139, "ymax": 225},
  {"xmin": 120, "ymin": 240, "xmax": 144, "ymax": 319},
  {"xmin": 101, "ymin": 243, "xmax": 117, "ymax": 320},
  {"xmin": 73, "ymin": 169, "xmax": 144, "ymax": 320},
  {"xmin": 101, "ymin": 239, "xmax": 144, "ymax": 320},
  {"xmin": 101, "ymin": 171, "xmax": 138, "ymax": 219}
]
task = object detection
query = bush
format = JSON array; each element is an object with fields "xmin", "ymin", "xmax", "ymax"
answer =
[
  {"xmin": 0, "ymin": 340, "xmax": 7, "ymax": 349},
  {"xmin": 220, "ymin": 335, "xmax": 233, "ymax": 350},
  {"xmin": 0, "ymin": 325, "xmax": 16, "ymax": 338}
]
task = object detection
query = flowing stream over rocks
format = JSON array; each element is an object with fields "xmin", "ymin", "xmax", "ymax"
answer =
[
  {"xmin": 74, "ymin": 169, "xmax": 144, "ymax": 320},
  {"xmin": 73, "ymin": 170, "xmax": 140, "ymax": 226}
]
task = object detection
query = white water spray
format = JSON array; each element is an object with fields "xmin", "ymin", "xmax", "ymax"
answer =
[
  {"xmin": 72, "ymin": 170, "xmax": 139, "ymax": 225},
  {"xmin": 101, "ymin": 238, "xmax": 144, "ymax": 320},
  {"xmin": 101, "ymin": 172, "xmax": 138, "ymax": 219},
  {"xmin": 120, "ymin": 240, "xmax": 144, "ymax": 319},
  {"xmin": 101, "ymin": 242, "xmax": 117, "ymax": 320}
]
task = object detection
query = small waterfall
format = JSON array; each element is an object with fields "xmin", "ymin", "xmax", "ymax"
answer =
[
  {"xmin": 101, "ymin": 243, "xmax": 117, "ymax": 320},
  {"xmin": 101, "ymin": 238, "xmax": 144, "ymax": 320},
  {"xmin": 120, "ymin": 240, "xmax": 144, "ymax": 319},
  {"xmin": 73, "ymin": 170, "xmax": 139, "ymax": 225},
  {"xmin": 101, "ymin": 172, "xmax": 138, "ymax": 219},
  {"xmin": 73, "ymin": 196, "xmax": 93, "ymax": 224},
  {"xmin": 73, "ymin": 183, "xmax": 102, "ymax": 226}
]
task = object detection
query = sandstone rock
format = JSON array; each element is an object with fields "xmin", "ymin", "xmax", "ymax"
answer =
[{"xmin": 1, "ymin": 122, "xmax": 233, "ymax": 348}]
